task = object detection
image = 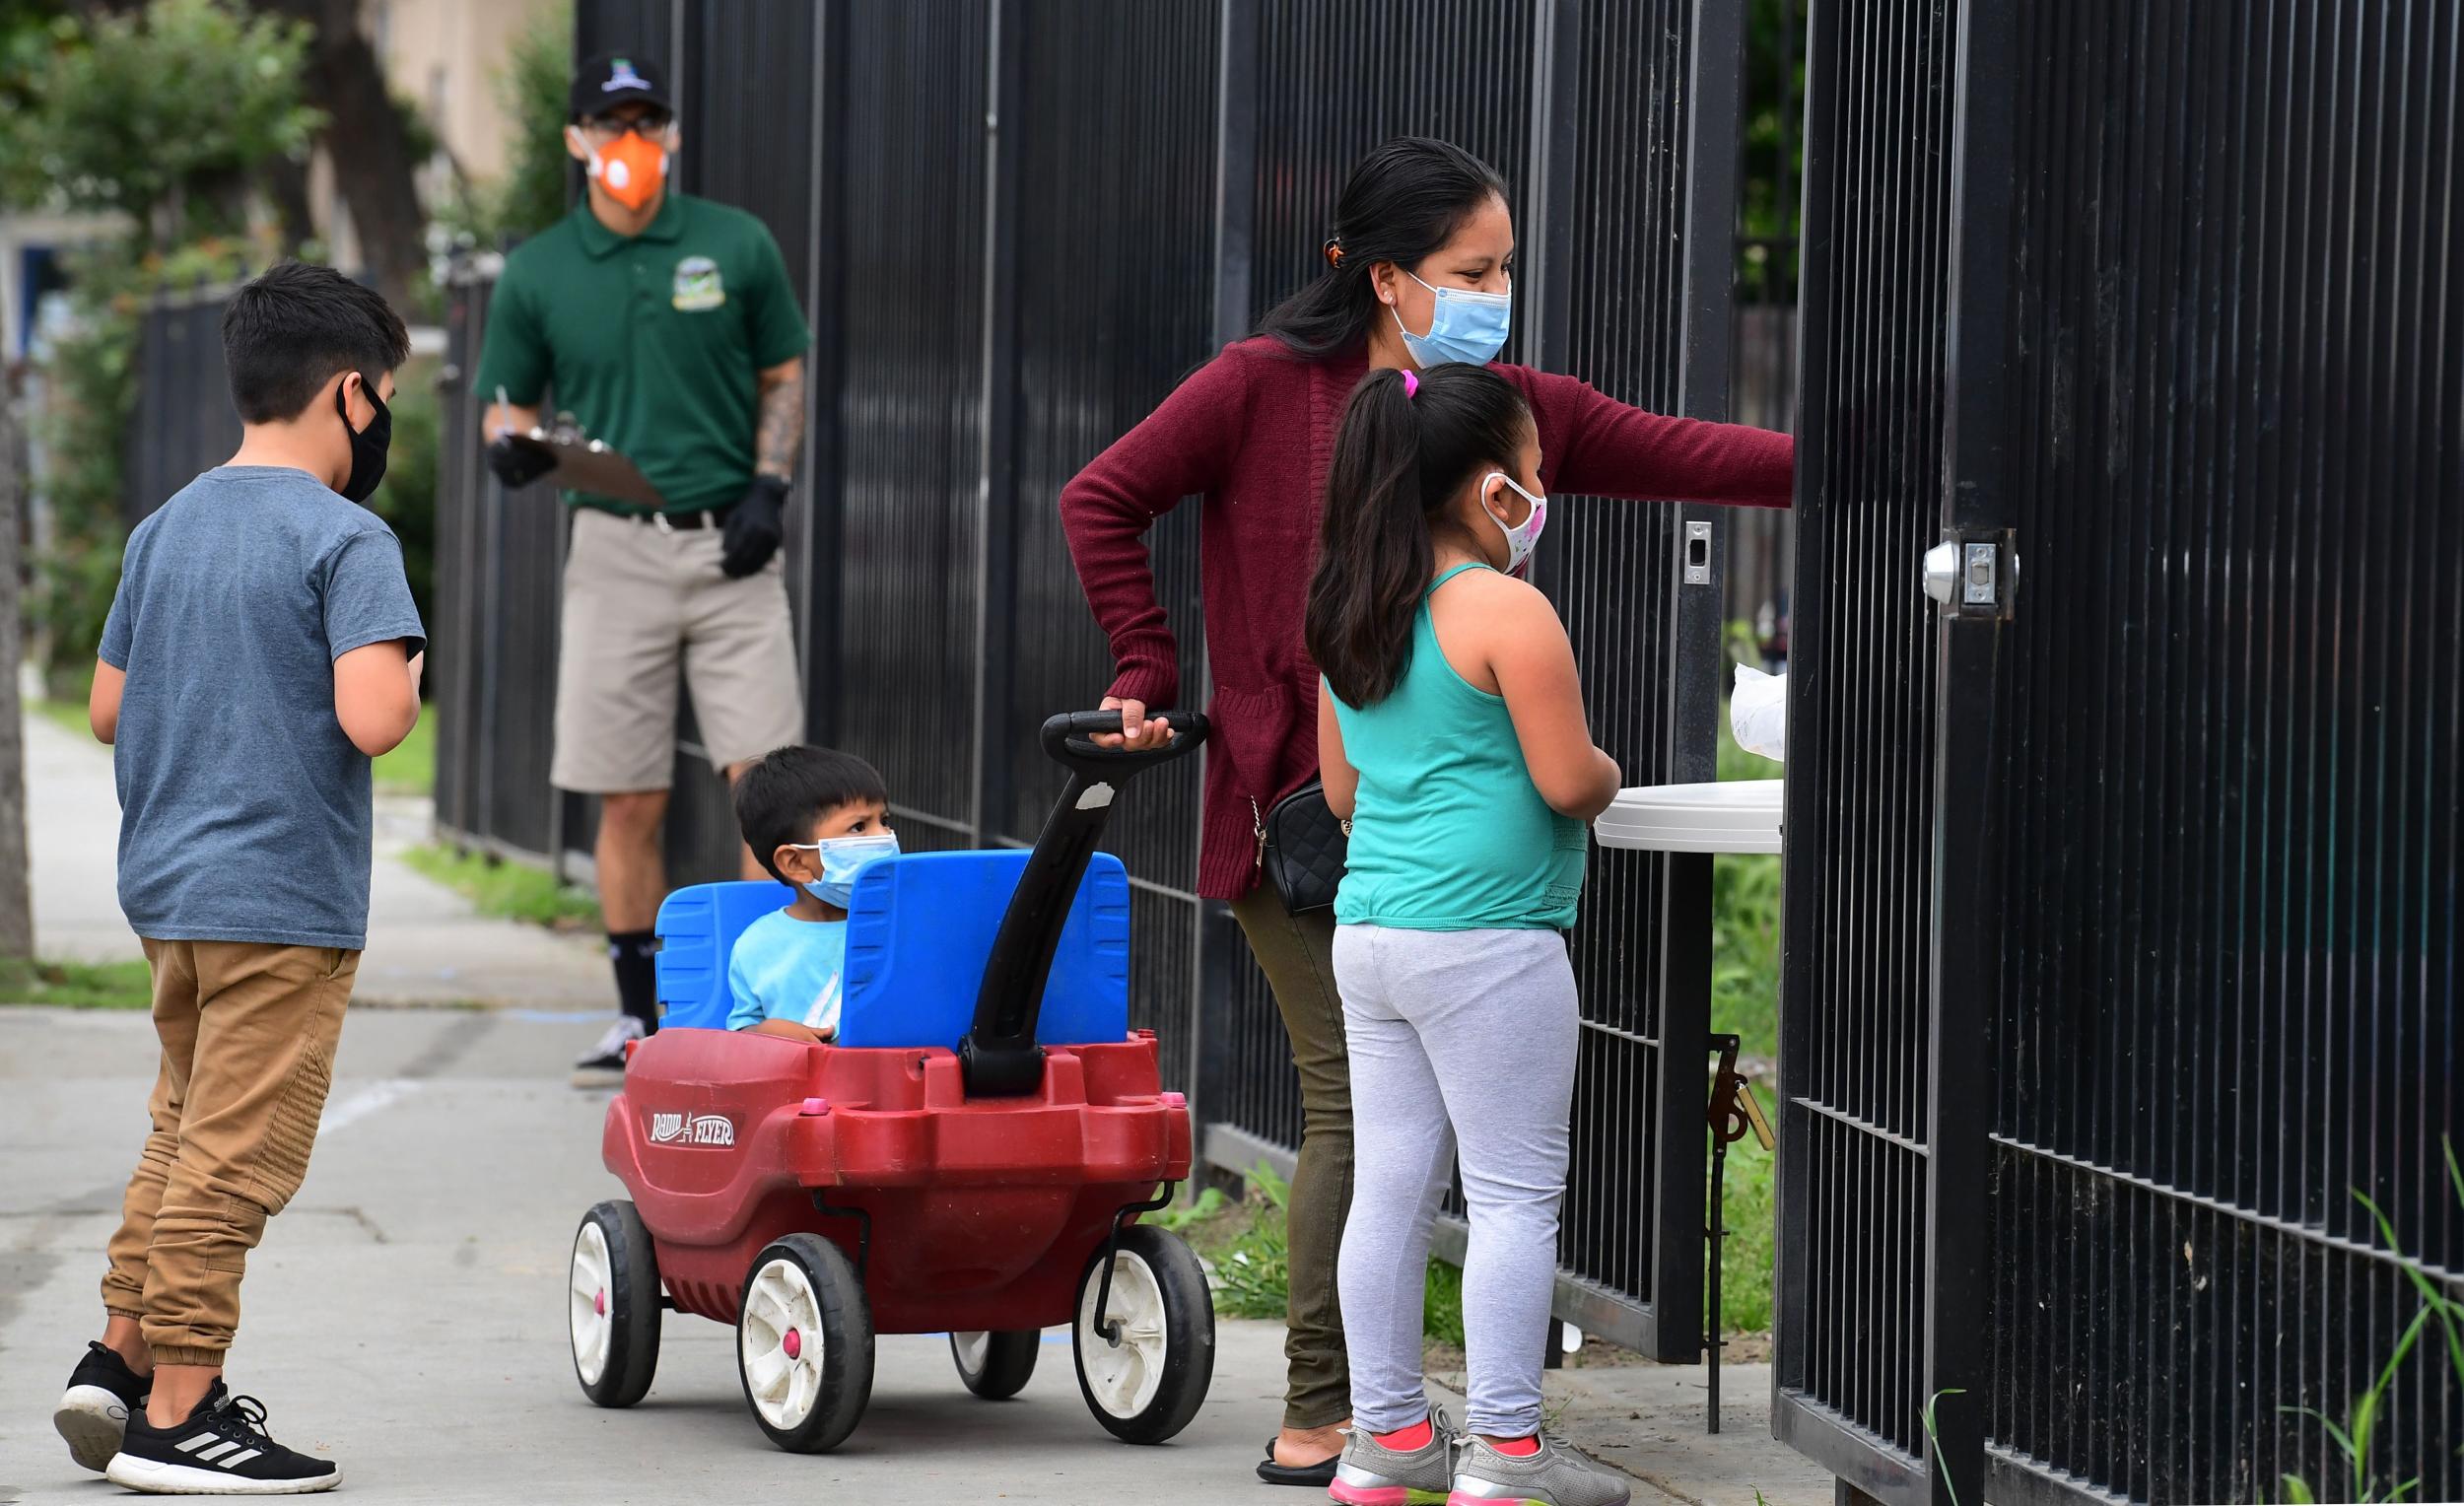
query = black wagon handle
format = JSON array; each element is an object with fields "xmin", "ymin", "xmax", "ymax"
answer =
[
  {"xmin": 962, "ymin": 712, "xmax": 1210, "ymax": 1098},
  {"xmin": 1042, "ymin": 710, "xmax": 1209, "ymax": 778}
]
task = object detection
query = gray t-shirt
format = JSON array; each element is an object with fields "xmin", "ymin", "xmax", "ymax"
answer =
[{"xmin": 100, "ymin": 466, "xmax": 426, "ymax": 949}]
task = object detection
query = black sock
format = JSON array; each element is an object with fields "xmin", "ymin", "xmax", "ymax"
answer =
[{"xmin": 609, "ymin": 929, "xmax": 659, "ymax": 1033}]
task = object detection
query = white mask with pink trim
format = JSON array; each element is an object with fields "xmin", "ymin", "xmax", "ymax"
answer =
[{"xmin": 1480, "ymin": 471, "xmax": 1548, "ymax": 576}]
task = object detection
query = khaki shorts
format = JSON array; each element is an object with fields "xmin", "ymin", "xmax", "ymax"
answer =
[{"xmin": 551, "ymin": 507, "xmax": 805, "ymax": 792}]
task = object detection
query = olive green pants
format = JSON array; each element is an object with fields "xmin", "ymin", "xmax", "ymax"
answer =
[{"xmin": 1229, "ymin": 883, "xmax": 1352, "ymax": 1430}]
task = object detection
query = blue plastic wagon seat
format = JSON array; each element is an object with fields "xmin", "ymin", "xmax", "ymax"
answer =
[{"xmin": 652, "ymin": 851, "xmax": 1130, "ymax": 1049}]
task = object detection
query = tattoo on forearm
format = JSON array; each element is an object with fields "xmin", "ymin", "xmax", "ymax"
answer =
[{"xmin": 756, "ymin": 371, "xmax": 805, "ymax": 480}]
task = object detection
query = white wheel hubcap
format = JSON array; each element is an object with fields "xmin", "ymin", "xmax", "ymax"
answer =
[
  {"xmin": 741, "ymin": 1258, "xmax": 826, "ymax": 1429},
  {"xmin": 952, "ymin": 1331, "xmax": 991, "ymax": 1376},
  {"xmin": 570, "ymin": 1221, "xmax": 613, "ymax": 1385},
  {"xmin": 1077, "ymin": 1252, "xmax": 1168, "ymax": 1418}
]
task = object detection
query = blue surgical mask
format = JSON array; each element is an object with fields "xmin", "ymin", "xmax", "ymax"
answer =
[
  {"xmin": 1393, "ymin": 268, "xmax": 1511, "ymax": 368},
  {"xmin": 788, "ymin": 831, "xmax": 900, "ymax": 907}
]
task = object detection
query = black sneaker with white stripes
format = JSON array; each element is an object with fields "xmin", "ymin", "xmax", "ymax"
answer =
[
  {"xmin": 104, "ymin": 1381, "xmax": 340, "ymax": 1495},
  {"xmin": 53, "ymin": 1339, "xmax": 149, "ymax": 1472}
]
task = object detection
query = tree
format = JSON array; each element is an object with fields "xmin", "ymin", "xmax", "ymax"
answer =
[
  {"xmin": 249, "ymin": 0, "xmax": 428, "ymax": 310},
  {"xmin": 0, "ymin": 361, "xmax": 33, "ymax": 961},
  {"xmin": 0, "ymin": 0, "xmax": 320, "ymax": 250},
  {"xmin": 491, "ymin": 1, "xmax": 574, "ymax": 241}
]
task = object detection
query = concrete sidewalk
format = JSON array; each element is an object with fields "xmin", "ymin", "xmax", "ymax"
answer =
[
  {"xmin": 23, "ymin": 712, "xmax": 610, "ymax": 1008},
  {"xmin": 0, "ymin": 1005, "xmax": 1310, "ymax": 1505}
]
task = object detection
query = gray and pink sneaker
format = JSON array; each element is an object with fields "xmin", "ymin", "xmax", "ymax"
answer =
[
  {"xmin": 1330, "ymin": 1410, "xmax": 1457, "ymax": 1506},
  {"xmin": 1446, "ymin": 1431, "xmax": 1631, "ymax": 1506}
]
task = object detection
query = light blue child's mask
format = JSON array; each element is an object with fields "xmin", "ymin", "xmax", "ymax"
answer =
[
  {"xmin": 1393, "ymin": 267, "xmax": 1511, "ymax": 368},
  {"xmin": 789, "ymin": 831, "xmax": 901, "ymax": 907}
]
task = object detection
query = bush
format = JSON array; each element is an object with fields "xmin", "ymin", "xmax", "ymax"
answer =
[
  {"xmin": 0, "ymin": 0, "xmax": 318, "ymax": 241},
  {"xmin": 430, "ymin": 1, "xmax": 571, "ymax": 253},
  {"xmin": 367, "ymin": 355, "xmax": 440, "ymax": 633},
  {"xmin": 493, "ymin": 3, "xmax": 574, "ymax": 241},
  {"xmin": 30, "ymin": 240, "xmax": 247, "ymax": 694}
]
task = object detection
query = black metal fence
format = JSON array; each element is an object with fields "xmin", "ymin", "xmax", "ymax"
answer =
[
  {"xmin": 99, "ymin": 4, "xmax": 2458, "ymax": 1498},
  {"xmin": 1780, "ymin": 4, "xmax": 2462, "ymax": 1505},
  {"xmin": 428, "ymin": 0, "xmax": 1746, "ymax": 1365},
  {"xmin": 123, "ymin": 289, "xmax": 240, "ymax": 524}
]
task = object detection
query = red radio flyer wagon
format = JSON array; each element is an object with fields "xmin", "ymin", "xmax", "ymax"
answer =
[{"xmin": 566, "ymin": 713, "xmax": 1214, "ymax": 1453}]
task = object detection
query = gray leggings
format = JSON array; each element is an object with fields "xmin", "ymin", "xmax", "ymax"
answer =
[{"xmin": 1333, "ymin": 923, "xmax": 1577, "ymax": 1438}]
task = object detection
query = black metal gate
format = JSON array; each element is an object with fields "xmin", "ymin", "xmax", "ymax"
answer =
[
  {"xmin": 435, "ymin": 0, "xmax": 1750, "ymax": 1368},
  {"xmin": 1780, "ymin": 3, "xmax": 2463, "ymax": 1503}
]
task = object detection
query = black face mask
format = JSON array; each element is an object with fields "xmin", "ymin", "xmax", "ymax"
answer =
[{"xmin": 336, "ymin": 377, "xmax": 391, "ymax": 502}]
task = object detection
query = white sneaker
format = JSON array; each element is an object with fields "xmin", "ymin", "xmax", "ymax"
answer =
[{"xmin": 572, "ymin": 1016, "xmax": 646, "ymax": 1087}]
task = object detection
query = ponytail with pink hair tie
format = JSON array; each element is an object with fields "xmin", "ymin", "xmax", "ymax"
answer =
[{"xmin": 1402, "ymin": 370, "xmax": 1419, "ymax": 399}]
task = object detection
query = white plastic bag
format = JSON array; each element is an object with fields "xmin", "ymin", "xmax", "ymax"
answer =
[{"xmin": 1731, "ymin": 664, "xmax": 1788, "ymax": 763}]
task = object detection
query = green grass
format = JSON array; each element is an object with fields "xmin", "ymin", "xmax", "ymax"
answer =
[
  {"xmin": 1712, "ymin": 695, "xmax": 1784, "ymax": 1061},
  {"xmin": 0, "ymin": 957, "xmax": 156, "ymax": 1009},
  {"xmin": 1710, "ymin": 674, "xmax": 1782, "ymax": 1332},
  {"xmin": 1711, "ymin": 852, "xmax": 1782, "ymax": 1061},
  {"xmin": 1168, "ymin": 1165, "xmax": 1470, "ymax": 1345},
  {"xmin": 374, "ymin": 713, "xmax": 435, "ymax": 796},
  {"xmin": 1198, "ymin": 1164, "xmax": 1297, "ymax": 1323},
  {"xmin": 401, "ymin": 844, "xmax": 601, "ymax": 930},
  {"xmin": 34, "ymin": 698, "xmax": 94, "ymax": 741},
  {"xmin": 1423, "ymin": 1252, "xmax": 1466, "ymax": 1347},
  {"xmin": 1716, "ymin": 1138, "xmax": 1778, "ymax": 1333},
  {"xmin": 2274, "ymin": 1140, "xmax": 2464, "ymax": 1504}
]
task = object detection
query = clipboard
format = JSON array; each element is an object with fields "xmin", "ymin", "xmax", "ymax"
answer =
[{"xmin": 498, "ymin": 421, "xmax": 666, "ymax": 508}]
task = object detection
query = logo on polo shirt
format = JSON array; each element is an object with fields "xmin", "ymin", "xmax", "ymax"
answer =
[
  {"xmin": 672, "ymin": 255, "xmax": 725, "ymax": 311},
  {"xmin": 604, "ymin": 58, "xmax": 650, "ymax": 93}
]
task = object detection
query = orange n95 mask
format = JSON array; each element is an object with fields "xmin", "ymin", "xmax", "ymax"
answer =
[{"xmin": 579, "ymin": 128, "xmax": 667, "ymax": 211}]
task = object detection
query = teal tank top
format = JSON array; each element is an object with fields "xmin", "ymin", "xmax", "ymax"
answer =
[{"xmin": 1329, "ymin": 563, "xmax": 1589, "ymax": 931}]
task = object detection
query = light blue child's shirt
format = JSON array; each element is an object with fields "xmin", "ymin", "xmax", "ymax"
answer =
[{"xmin": 725, "ymin": 910, "xmax": 848, "ymax": 1034}]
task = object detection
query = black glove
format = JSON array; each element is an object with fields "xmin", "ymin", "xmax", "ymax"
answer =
[
  {"xmin": 719, "ymin": 475, "xmax": 790, "ymax": 579},
  {"xmin": 486, "ymin": 436, "xmax": 557, "ymax": 490}
]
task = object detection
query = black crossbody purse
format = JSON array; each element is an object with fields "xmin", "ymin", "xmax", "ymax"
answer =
[{"xmin": 1256, "ymin": 777, "xmax": 1350, "ymax": 915}]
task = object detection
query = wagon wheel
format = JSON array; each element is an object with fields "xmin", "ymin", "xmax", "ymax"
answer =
[
  {"xmin": 1072, "ymin": 1224, "xmax": 1214, "ymax": 1444},
  {"xmin": 570, "ymin": 1200, "xmax": 661, "ymax": 1407},
  {"xmin": 950, "ymin": 1330, "xmax": 1041, "ymax": 1400},
  {"xmin": 736, "ymin": 1234, "xmax": 874, "ymax": 1453}
]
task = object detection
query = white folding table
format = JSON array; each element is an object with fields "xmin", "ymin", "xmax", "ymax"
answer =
[{"xmin": 1591, "ymin": 778, "xmax": 1782, "ymax": 1431}]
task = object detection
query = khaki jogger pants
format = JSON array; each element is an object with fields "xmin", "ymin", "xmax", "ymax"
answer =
[{"xmin": 102, "ymin": 940, "xmax": 356, "ymax": 1366}]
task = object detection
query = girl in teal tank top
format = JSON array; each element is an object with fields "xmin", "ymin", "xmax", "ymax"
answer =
[
  {"xmin": 1304, "ymin": 365, "xmax": 1623, "ymax": 928},
  {"xmin": 1329, "ymin": 558, "xmax": 1590, "ymax": 928},
  {"xmin": 1301, "ymin": 364, "xmax": 1627, "ymax": 1490}
]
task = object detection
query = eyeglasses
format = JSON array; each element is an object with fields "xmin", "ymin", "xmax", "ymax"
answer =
[{"xmin": 577, "ymin": 111, "xmax": 673, "ymax": 143}]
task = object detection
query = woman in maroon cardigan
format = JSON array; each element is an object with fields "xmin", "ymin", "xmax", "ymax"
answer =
[{"xmin": 1060, "ymin": 137, "xmax": 1791, "ymax": 1487}]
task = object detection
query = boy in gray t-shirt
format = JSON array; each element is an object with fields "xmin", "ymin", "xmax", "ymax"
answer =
[{"xmin": 48, "ymin": 263, "xmax": 423, "ymax": 1496}]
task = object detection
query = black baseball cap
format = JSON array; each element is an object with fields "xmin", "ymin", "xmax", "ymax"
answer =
[{"xmin": 571, "ymin": 52, "xmax": 671, "ymax": 121}]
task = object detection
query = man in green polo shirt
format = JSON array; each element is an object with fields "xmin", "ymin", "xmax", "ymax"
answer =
[{"xmin": 474, "ymin": 52, "xmax": 810, "ymax": 1085}]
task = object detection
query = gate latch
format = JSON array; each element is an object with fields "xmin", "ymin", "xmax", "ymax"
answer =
[{"xmin": 1923, "ymin": 535, "xmax": 2014, "ymax": 613}]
